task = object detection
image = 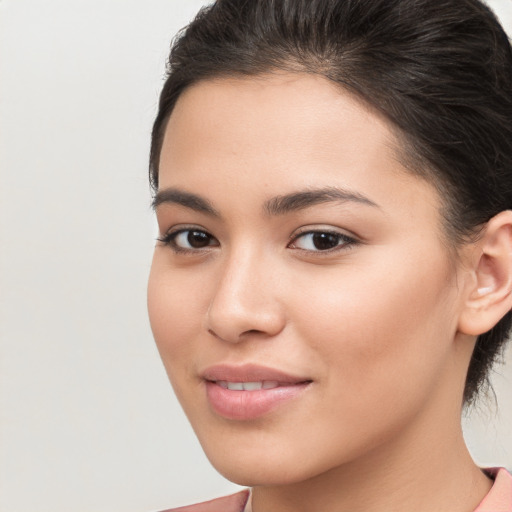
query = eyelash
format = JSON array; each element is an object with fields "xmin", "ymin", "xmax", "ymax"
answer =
[
  {"xmin": 288, "ymin": 230, "xmax": 358, "ymax": 253},
  {"xmin": 157, "ymin": 227, "xmax": 219, "ymax": 254},
  {"xmin": 157, "ymin": 227, "xmax": 358, "ymax": 254}
]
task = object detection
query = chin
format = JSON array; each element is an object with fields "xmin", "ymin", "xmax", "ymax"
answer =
[
  {"xmin": 210, "ymin": 459, "xmax": 312, "ymax": 487},
  {"xmin": 200, "ymin": 437, "xmax": 347, "ymax": 488}
]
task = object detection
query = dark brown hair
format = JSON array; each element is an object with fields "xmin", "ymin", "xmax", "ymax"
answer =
[{"xmin": 150, "ymin": 0, "xmax": 512, "ymax": 405}]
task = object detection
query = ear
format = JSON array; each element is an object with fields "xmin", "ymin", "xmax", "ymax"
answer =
[{"xmin": 458, "ymin": 210, "xmax": 512, "ymax": 336}]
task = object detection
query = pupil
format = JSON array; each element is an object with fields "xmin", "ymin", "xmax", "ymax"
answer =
[
  {"xmin": 187, "ymin": 231, "xmax": 210, "ymax": 248},
  {"xmin": 312, "ymin": 232, "xmax": 339, "ymax": 250}
]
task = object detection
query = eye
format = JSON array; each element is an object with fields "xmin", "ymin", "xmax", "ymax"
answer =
[
  {"xmin": 289, "ymin": 230, "xmax": 356, "ymax": 252},
  {"xmin": 158, "ymin": 228, "xmax": 219, "ymax": 252}
]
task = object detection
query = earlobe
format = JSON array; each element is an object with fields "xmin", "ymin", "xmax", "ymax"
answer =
[{"xmin": 458, "ymin": 210, "xmax": 512, "ymax": 336}]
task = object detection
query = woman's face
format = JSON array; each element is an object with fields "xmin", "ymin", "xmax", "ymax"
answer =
[{"xmin": 148, "ymin": 73, "xmax": 470, "ymax": 485}]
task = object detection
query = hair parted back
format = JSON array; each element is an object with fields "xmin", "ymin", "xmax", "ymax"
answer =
[{"xmin": 150, "ymin": 0, "xmax": 512, "ymax": 405}]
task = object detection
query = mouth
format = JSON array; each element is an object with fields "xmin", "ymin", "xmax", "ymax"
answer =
[
  {"xmin": 214, "ymin": 380, "xmax": 302, "ymax": 390},
  {"xmin": 201, "ymin": 364, "xmax": 312, "ymax": 420}
]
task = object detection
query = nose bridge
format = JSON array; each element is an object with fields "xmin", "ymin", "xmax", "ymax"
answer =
[
  {"xmin": 219, "ymin": 247, "xmax": 260, "ymax": 305},
  {"xmin": 207, "ymin": 242, "xmax": 284, "ymax": 342}
]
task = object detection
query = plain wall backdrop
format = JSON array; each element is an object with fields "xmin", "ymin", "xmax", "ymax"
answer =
[{"xmin": 1, "ymin": 1, "xmax": 511, "ymax": 511}]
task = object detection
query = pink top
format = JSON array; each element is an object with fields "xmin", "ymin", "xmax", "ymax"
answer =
[
  {"xmin": 163, "ymin": 468, "xmax": 512, "ymax": 512},
  {"xmin": 475, "ymin": 468, "xmax": 512, "ymax": 512},
  {"xmin": 160, "ymin": 489, "xmax": 250, "ymax": 512}
]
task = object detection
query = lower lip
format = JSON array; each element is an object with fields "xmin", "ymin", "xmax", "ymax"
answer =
[{"xmin": 205, "ymin": 381, "xmax": 310, "ymax": 420}]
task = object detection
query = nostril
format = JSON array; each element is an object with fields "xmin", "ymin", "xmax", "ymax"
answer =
[
  {"xmin": 243, "ymin": 329, "xmax": 263, "ymax": 336},
  {"xmin": 207, "ymin": 292, "xmax": 286, "ymax": 342},
  {"xmin": 207, "ymin": 327, "xmax": 267, "ymax": 343}
]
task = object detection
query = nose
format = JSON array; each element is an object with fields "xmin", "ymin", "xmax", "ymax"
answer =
[{"xmin": 206, "ymin": 249, "xmax": 286, "ymax": 344}]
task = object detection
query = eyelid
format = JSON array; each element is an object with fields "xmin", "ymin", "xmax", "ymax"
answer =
[
  {"xmin": 157, "ymin": 225, "xmax": 219, "ymax": 253},
  {"xmin": 156, "ymin": 224, "xmax": 359, "ymax": 254},
  {"xmin": 288, "ymin": 226, "xmax": 359, "ymax": 253}
]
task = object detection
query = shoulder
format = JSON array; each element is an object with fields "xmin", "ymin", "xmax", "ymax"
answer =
[
  {"xmin": 475, "ymin": 468, "xmax": 512, "ymax": 512},
  {"xmin": 159, "ymin": 490, "xmax": 250, "ymax": 512}
]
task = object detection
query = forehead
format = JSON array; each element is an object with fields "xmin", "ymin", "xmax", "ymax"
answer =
[
  {"xmin": 159, "ymin": 72, "xmax": 442, "ymax": 228},
  {"xmin": 165, "ymin": 72, "xmax": 394, "ymax": 162}
]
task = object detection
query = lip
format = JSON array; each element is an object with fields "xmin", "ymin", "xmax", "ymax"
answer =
[
  {"xmin": 202, "ymin": 364, "xmax": 312, "ymax": 420},
  {"xmin": 202, "ymin": 363, "xmax": 309, "ymax": 383}
]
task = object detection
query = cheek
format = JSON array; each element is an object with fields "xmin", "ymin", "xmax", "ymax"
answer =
[
  {"xmin": 147, "ymin": 256, "xmax": 208, "ymax": 374},
  {"xmin": 291, "ymin": 250, "xmax": 458, "ymax": 400}
]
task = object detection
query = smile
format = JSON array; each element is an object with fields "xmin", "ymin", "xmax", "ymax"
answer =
[
  {"xmin": 201, "ymin": 364, "xmax": 312, "ymax": 420},
  {"xmin": 216, "ymin": 380, "xmax": 284, "ymax": 390}
]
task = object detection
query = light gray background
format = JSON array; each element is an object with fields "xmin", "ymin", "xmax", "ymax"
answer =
[{"xmin": 1, "ymin": 1, "xmax": 511, "ymax": 511}]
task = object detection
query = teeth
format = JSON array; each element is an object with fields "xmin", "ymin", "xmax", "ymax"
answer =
[
  {"xmin": 242, "ymin": 381, "xmax": 263, "ymax": 391},
  {"xmin": 216, "ymin": 381, "xmax": 281, "ymax": 391}
]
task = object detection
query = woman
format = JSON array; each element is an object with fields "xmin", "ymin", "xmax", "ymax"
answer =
[{"xmin": 147, "ymin": 1, "xmax": 512, "ymax": 511}]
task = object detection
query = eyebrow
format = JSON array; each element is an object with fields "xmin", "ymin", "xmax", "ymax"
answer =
[
  {"xmin": 152, "ymin": 188, "xmax": 220, "ymax": 217},
  {"xmin": 152, "ymin": 186, "xmax": 379, "ymax": 216},
  {"xmin": 264, "ymin": 187, "xmax": 379, "ymax": 215}
]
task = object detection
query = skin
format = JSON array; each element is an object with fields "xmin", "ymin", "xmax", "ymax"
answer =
[{"xmin": 148, "ymin": 73, "xmax": 497, "ymax": 512}]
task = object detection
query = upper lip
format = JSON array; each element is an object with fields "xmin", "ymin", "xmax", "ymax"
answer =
[{"xmin": 201, "ymin": 364, "xmax": 311, "ymax": 384}]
